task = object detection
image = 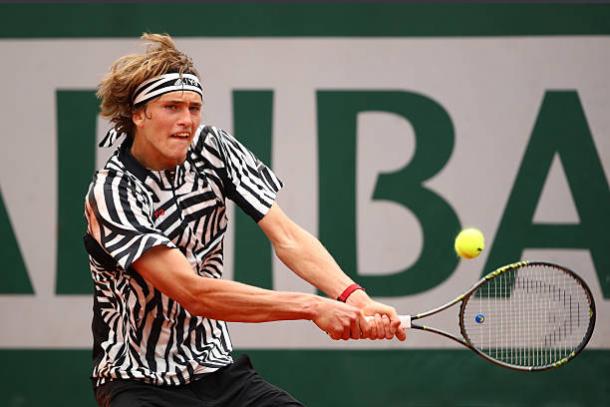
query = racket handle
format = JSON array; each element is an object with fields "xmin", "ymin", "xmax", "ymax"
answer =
[
  {"xmin": 364, "ymin": 315, "xmax": 412, "ymax": 329},
  {"xmin": 399, "ymin": 315, "xmax": 411, "ymax": 328}
]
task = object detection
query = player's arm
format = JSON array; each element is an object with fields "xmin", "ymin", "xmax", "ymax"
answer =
[
  {"xmin": 258, "ymin": 202, "xmax": 406, "ymax": 340},
  {"xmin": 86, "ymin": 193, "xmax": 364, "ymax": 340},
  {"xmin": 131, "ymin": 245, "xmax": 366, "ymax": 340}
]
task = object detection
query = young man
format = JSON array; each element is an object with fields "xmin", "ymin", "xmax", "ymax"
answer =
[{"xmin": 84, "ymin": 33, "xmax": 406, "ymax": 407}]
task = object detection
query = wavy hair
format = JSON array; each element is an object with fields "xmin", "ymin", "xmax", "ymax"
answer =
[{"xmin": 97, "ymin": 33, "xmax": 200, "ymax": 137}]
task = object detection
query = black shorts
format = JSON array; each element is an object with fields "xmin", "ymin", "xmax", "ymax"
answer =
[{"xmin": 94, "ymin": 355, "xmax": 304, "ymax": 407}]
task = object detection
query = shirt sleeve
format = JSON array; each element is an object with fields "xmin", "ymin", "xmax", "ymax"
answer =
[
  {"xmin": 197, "ymin": 125, "xmax": 283, "ymax": 222},
  {"xmin": 85, "ymin": 170, "xmax": 177, "ymax": 271}
]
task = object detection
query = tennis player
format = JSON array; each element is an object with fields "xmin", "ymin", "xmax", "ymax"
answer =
[{"xmin": 84, "ymin": 33, "xmax": 406, "ymax": 407}]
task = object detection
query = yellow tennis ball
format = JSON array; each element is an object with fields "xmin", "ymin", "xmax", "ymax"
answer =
[{"xmin": 454, "ymin": 228, "xmax": 485, "ymax": 259}]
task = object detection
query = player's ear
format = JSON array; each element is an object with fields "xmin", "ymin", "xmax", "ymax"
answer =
[{"xmin": 132, "ymin": 105, "xmax": 147, "ymax": 128}]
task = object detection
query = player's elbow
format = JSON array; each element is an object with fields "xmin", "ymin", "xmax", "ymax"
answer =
[
  {"xmin": 268, "ymin": 226, "xmax": 298, "ymax": 255},
  {"xmin": 272, "ymin": 222, "xmax": 309, "ymax": 260},
  {"xmin": 179, "ymin": 285, "xmax": 210, "ymax": 317},
  {"xmin": 183, "ymin": 298, "xmax": 205, "ymax": 316},
  {"xmin": 182, "ymin": 286, "xmax": 226, "ymax": 319}
]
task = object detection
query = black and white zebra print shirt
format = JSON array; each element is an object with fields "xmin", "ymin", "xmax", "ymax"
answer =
[{"xmin": 84, "ymin": 125, "xmax": 282, "ymax": 387}]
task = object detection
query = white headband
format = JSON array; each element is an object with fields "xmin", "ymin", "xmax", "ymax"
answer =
[{"xmin": 132, "ymin": 72, "xmax": 203, "ymax": 105}]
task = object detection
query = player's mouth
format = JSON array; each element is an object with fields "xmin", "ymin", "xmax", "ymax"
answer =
[{"xmin": 170, "ymin": 132, "xmax": 191, "ymax": 140}]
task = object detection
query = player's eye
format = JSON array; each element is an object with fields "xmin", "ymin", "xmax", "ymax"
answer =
[{"xmin": 189, "ymin": 105, "xmax": 201, "ymax": 113}]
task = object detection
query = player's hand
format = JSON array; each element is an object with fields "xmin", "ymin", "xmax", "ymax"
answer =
[
  {"xmin": 347, "ymin": 290, "xmax": 407, "ymax": 341},
  {"xmin": 312, "ymin": 298, "xmax": 368, "ymax": 340}
]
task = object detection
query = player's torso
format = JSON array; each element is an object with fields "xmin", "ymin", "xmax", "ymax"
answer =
[
  {"xmin": 142, "ymin": 154, "xmax": 228, "ymax": 278},
  {"xmin": 90, "ymin": 140, "xmax": 234, "ymax": 386}
]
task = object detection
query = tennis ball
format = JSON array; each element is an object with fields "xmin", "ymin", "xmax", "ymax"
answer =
[{"xmin": 454, "ymin": 228, "xmax": 485, "ymax": 259}]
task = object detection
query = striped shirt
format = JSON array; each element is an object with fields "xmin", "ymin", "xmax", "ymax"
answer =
[{"xmin": 84, "ymin": 125, "xmax": 282, "ymax": 387}]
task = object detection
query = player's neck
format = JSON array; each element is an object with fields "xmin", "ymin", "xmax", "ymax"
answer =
[{"xmin": 130, "ymin": 135, "xmax": 182, "ymax": 171}]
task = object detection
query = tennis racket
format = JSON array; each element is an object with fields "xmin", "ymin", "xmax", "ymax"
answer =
[{"xmin": 383, "ymin": 261, "xmax": 596, "ymax": 371}]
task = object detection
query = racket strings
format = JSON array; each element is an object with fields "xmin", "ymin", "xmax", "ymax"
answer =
[{"xmin": 462, "ymin": 264, "xmax": 592, "ymax": 368}]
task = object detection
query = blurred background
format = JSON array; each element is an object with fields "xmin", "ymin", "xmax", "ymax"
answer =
[{"xmin": 0, "ymin": 2, "xmax": 608, "ymax": 406}]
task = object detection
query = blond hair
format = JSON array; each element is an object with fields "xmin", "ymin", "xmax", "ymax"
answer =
[{"xmin": 97, "ymin": 33, "xmax": 200, "ymax": 137}]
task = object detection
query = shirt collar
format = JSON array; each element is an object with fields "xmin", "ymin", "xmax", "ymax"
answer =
[
  {"xmin": 118, "ymin": 137, "xmax": 192, "ymax": 186},
  {"xmin": 118, "ymin": 137, "xmax": 152, "ymax": 182}
]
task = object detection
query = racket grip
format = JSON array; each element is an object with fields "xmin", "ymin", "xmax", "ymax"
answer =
[
  {"xmin": 399, "ymin": 315, "xmax": 412, "ymax": 329},
  {"xmin": 364, "ymin": 315, "xmax": 411, "ymax": 329}
]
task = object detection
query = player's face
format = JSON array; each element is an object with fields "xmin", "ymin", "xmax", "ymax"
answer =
[{"xmin": 131, "ymin": 91, "xmax": 202, "ymax": 170}]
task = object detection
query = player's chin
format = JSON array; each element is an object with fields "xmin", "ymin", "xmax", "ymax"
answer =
[{"xmin": 165, "ymin": 147, "xmax": 189, "ymax": 164}]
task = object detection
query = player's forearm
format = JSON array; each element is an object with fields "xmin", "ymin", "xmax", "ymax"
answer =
[
  {"xmin": 132, "ymin": 245, "xmax": 323, "ymax": 322},
  {"xmin": 272, "ymin": 225, "xmax": 354, "ymax": 299},
  {"xmin": 258, "ymin": 203, "xmax": 368, "ymax": 301},
  {"xmin": 188, "ymin": 278, "xmax": 322, "ymax": 322}
]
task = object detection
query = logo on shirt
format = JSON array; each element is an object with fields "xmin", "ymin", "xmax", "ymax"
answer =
[{"xmin": 153, "ymin": 208, "xmax": 166, "ymax": 220}]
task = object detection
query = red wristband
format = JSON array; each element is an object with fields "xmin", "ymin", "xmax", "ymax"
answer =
[{"xmin": 337, "ymin": 283, "xmax": 364, "ymax": 302}]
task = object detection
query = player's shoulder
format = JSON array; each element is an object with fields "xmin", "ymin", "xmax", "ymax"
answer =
[
  {"xmin": 88, "ymin": 155, "xmax": 142, "ymax": 197},
  {"xmin": 93, "ymin": 151, "xmax": 126, "ymax": 181},
  {"xmin": 194, "ymin": 124, "xmax": 231, "ymax": 146},
  {"xmin": 88, "ymin": 169, "xmax": 120, "ymax": 200},
  {"xmin": 87, "ymin": 168, "xmax": 151, "ymax": 213},
  {"xmin": 192, "ymin": 123, "xmax": 236, "ymax": 158}
]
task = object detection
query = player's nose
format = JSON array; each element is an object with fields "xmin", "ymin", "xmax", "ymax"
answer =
[{"xmin": 177, "ymin": 107, "xmax": 194, "ymax": 127}]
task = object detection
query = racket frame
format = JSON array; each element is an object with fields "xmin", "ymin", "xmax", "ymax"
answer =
[{"xmin": 399, "ymin": 261, "xmax": 596, "ymax": 371}]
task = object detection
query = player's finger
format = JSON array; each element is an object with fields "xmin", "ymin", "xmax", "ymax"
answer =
[
  {"xmin": 374, "ymin": 313, "xmax": 383, "ymax": 340},
  {"xmin": 326, "ymin": 323, "xmax": 344, "ymax": 340},
  {"xmin": 382, "ymin": 314, "xmax": 393, "ymax": 339},
  {"xmin": 341, "ymin": 321, "xmax": 351, "ymax": 340},
  {"xmin": 359, "ymin": 314, "xmax": 372, "ymax": 339},
  {"xmin": 350, "ymin": 316, "xmax": 361, "ymax": 340},
  {"xmin": 393, "ymin": 318, "xmax": 407, "ymax": 341},
  {"xmin": 362, "ymin": 316, "xmax": 373, "ymax": 339},
  {"xmin": 387, "ymin": 314, "xmax": 406, "ymax": 341},
  {"xmin": 366, "ymin": 315, "xmax": 376, "ymax": 339}
]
